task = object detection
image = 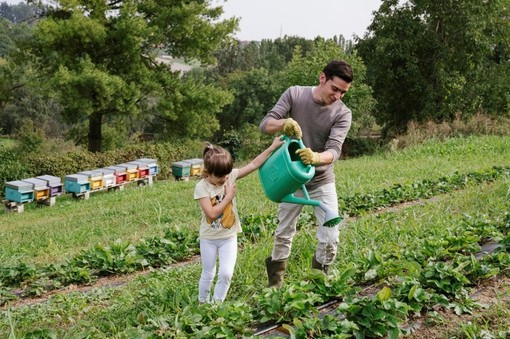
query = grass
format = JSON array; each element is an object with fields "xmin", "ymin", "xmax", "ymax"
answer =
[
  {"xmin": 1, "ymin": 135, "xmax": 509, "ymax": 266},
  {"xmin": 0, "ymin": 134, "xmax": 509, "ymax": 336},
  {"xmin": 1, "ymin": 172, "xmax": 508, "ymax": 336}
]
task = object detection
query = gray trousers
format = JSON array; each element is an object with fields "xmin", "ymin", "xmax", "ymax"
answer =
[{"xmin": 271, "ymin": 183, "xmax": 341, "ymax": 266}]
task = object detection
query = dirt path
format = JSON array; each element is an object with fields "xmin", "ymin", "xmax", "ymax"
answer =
[
  {"xmin": 3, "ymin": 255, "xmax": 201, "ymax": 309},
  {"xmin": 406, "ymin": 276, "xmax": 510, "ymax": 338}
]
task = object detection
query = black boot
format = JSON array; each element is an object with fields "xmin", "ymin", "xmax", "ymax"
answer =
[
  {"xmin": 265, "ymin": 257, "xmax": 287, "ymax": 288},
  {"xmin": 312, "ymin": 254, "xmax": 329, "ymax": 273}
]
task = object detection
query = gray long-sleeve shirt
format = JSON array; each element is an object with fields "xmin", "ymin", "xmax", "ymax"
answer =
[{"xmin": 260, "ymin": 86, "xmax": 352, "ymax": 189}]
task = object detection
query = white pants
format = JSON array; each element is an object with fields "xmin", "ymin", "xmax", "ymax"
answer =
[
  {"xmin": 271, "ymin": 182, "xmax": 342, "ymax": 266},
  {"xmin": 198, "ymin": 236, "xmax": 237, "ymax": 303}
]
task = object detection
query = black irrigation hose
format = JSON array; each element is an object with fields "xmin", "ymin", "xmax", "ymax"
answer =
[{"xmin": 252, "ymin": 240, "xmax": 502, "ymax": 338}]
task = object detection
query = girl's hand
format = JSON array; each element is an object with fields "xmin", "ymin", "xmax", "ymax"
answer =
[
  {"xmin": 270, "ymin": 136, "xmax": 285, "ymax": 150},
  {"xmin": 224, "ymin": 182, "xmax": 236, "ymax": 200}
]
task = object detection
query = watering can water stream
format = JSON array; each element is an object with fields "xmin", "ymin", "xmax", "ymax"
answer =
[{"xmin": 258, "ymin": 135, "xmax": 342, "ymax": 227}]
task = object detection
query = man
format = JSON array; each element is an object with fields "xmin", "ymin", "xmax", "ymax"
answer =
[{"xmin": 259, "ymin": 60, "xmax": 353, "ymax": 287}]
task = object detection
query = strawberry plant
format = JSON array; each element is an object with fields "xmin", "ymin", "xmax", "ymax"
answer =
[
  {"xmin": 421, "ymin": 261, "xmax": 471, "ymax": 298},
  {"xmin": 254, "ymin": 281, "xmax": 323, "ymax": 323},
  {"xmin": 309, "ymin": 263, "xmax": 357, "ymax": 299},
  {"xmin": 338, "ymin": 287, "xmax": 411, "ymax": 339},
  {"xmin": 283, "ymin": 315, "xmax": 358, "ymax": 338}
]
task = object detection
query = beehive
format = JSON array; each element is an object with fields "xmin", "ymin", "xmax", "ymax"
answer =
[
  {"xmin": 183, "ymin": 158, "xmax": 204, "ymax": 177},
  {"xmin": 97, "ymin": 168, "xmax": 116, "ymax": 187},
  {"xmin": 116, "ymin": 163, "xmax": 138, "ymax": 182},
  {"xmin": 105, "ymin": 166, "xmax": 128, "ymax": 185},
  {"xmin": 135, "ymin": 158, "xmax": 158, "ymax": 176},
  {"xmin": 78, "ymin": 170, "xmax": 104, "ymax": 191},
  {"xmin": 22, "ymin": 178, "xmax": 50, "ymax": 202},
  {"xmin": 127, "ymin": 161, "xmax": 150, "ymax": 179},
  {"xmin": 36, "ymin": 175, "xmax": 63, "ymax": 197},
  {"xmin": 4, "ymin": 180, "xmax": 34, "ymax": 203},
  {"xmin": 64, "ymin": 174, "xmax": 91, "ymax": 194},
  {"xmin": 171, "ymin": 161, "xmax": 191, "ymax": 179}
]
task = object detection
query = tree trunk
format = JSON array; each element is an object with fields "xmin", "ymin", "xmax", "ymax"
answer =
[{"xmin": 88, "ymin": 112, "xmax": 103, "ymax": 152}]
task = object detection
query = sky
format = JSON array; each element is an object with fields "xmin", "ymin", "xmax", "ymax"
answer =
[
  {"xmin": 217, "ymin": 0, "xmax": 383, "ymax": 41},
  {"xmin": 4, "ymin": 0, "xmax": 383, "ymax": 41}
]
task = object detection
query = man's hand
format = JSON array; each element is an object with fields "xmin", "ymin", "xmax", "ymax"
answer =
[
  {"xmin": 296, "ymin": 148, "xmax": 321, "ymax": 166},
  {"xmin": 282, "ymin": 118, "xmax": 302, "ymax": 139}
]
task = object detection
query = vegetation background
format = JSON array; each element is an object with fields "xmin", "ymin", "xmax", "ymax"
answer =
[
  {"xmin": 1, "ymin": 0, "xmax": 508, "ymax": 187},
  {"xmin": 0, "ymin": 0, "xmax": 509, "ymax": 337}
]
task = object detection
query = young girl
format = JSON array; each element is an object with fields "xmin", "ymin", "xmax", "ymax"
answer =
[{"xmin": 194, "ymin": 137, "xmax": 283, "ymax": 303}]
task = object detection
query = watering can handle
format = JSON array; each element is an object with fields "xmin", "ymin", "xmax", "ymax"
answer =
[
  {"xmin": 281, "ymin": 134, "xmax": 308, "ymax": 155},
  {"xmin": 297, "ymin": 138, "xmax": 306, "ymax": 148}
]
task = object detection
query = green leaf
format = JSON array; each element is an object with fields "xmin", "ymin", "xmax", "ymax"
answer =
[{"xmin": 377, "ymin": 286, "xmax": 392, "ymax": 301}]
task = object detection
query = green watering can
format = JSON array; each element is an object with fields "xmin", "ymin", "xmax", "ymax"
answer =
[{"xmin": 258, "ymin": 135, "xmax": 342, "ymax": 227}]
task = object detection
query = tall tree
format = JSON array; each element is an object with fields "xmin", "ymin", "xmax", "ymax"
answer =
[
  {"xmin": 0, "ymin": 1, "xmax": 41, "ymax": 24},
  {"xmin": 20, "ymin": 0, "xmax": 237, "ymax": 152},
  {"xmin": 214, "ymin": 67, "xmax": 283, "ymax": 137},
  {"xmin": 356, "ymin": 0, "xmax": 509, "ymax": 136}
]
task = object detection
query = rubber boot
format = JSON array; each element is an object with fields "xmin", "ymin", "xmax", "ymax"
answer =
[
  {"xmin": 265, "ymin": 257, "xmax": 287, "ymax": 288},
  {"xmin": 312, "ymin": 254, "xmax": 329, "ymax": 273}
]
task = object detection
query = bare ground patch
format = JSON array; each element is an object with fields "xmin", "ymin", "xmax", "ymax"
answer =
[{"xmin": 405, "ymin": 275, "xmax": 510, "ymax": 338}]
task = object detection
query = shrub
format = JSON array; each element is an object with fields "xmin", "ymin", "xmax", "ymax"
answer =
[{"xmin": 0, "ymin": 138, "xmax": 204, "ymax": 189}]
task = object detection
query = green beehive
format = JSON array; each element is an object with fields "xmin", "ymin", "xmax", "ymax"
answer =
[
  {"xmin": 171, "ymin": 161, "xmax": 191, "ymax": 178},
  {"xmin": 64, "ymin": 174, "xmax": 91, "ymax": 194}
]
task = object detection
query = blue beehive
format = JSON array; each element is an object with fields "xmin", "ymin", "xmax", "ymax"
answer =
[
  {"xmin": 65, "ymin": 174, "xmax": 91, "ymax": 194},
  {"xmin": 4, "ymin": 180, "xmax": 34, "ymax": 203}
]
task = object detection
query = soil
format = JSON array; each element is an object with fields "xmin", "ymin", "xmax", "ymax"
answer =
[
  {"xmin": 3, "ymin": 255, "xmax": 201, "ymax": 309},
  {"xmin": 405, "ymin": 276, "xmax": 510, "ymax": 338}
]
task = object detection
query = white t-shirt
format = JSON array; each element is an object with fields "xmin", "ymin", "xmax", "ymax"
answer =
[{"xmin": 194, "ymin": 168, "xmax": 241, "ymax": 240}]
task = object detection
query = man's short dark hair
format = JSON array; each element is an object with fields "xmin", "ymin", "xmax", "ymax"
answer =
[{"xmin": 323, "ymin": 60, "xmax": 353, "ymax": 83}]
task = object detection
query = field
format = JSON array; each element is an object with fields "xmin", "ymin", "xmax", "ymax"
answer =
[{"xmin": 1, "ymin": 135, "xmax": 509, "ymax": 337}]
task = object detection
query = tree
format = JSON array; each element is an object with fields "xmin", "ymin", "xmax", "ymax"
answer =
[
  {"xmin": 214, "ymin": 67, "xmax": 283, "ymax": 138},
  {"xmin": 20, "ymin": 0, "xmax": 238, "ymax": 152},
  {"xmin": 0, "ymin": 1, "xmax": 41, "ymax": 24},
  {"xmin": 356, "ymin": 0, "xmax": 510, "ymax": 136}
]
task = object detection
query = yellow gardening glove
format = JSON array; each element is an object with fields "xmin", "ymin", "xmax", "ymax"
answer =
[
  {"xmin": 282, "ymin": 118, "xmax": 302, "ymax": 139},
  {"xmin": 296, "ymin": 148, "xmax": 321, "ymax": 166}
]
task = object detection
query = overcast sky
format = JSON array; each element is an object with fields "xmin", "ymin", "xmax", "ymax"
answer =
[
  {"xmin": 4, "ymin": 0, "xmax": 383, "ymax": 40},
  {"xmin": 218, "ymin": 0, "xmax": 382, "ymax": 41}
]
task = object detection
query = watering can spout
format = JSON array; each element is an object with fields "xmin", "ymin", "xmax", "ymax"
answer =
[
  {"xmin": 280, "ymin": 194, "xmax": 315, "ymax": 205},
  {"xmin": 319, "ymin": 203, "xmax": 342, "ymax": 227}
]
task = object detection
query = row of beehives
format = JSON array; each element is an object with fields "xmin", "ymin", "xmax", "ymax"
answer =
[
  {"xmin": 171, "ymin": 158, "xmax": 203, "ymax": 181},
  {"xmin": 2, "ymin": 158, "xmax": 158, "ymax": 213}
]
